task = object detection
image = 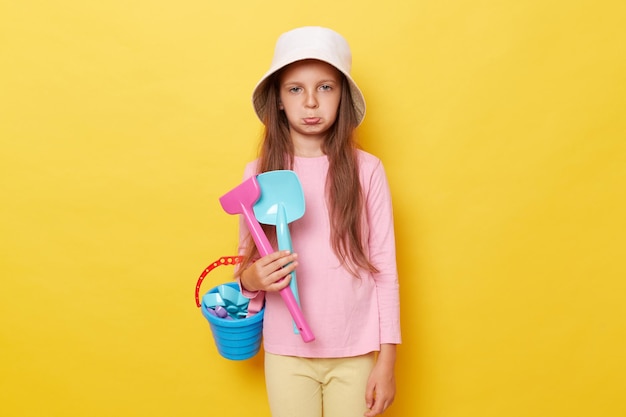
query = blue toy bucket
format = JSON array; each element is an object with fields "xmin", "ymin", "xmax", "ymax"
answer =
[
  {"xmin": 200, "ymin": 283, "xmax": 264, "ymax": 360},
  {"xmin": 195, "ymin": 257, "xmax": 264, "ymax": 361}
]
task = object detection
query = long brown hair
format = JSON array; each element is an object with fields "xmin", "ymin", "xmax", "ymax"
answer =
[{"xmin": 238, "ymin": 66, "xmax": 378, "ymax": 276}]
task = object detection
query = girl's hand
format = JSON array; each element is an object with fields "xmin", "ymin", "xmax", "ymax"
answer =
[
  {"xmin": 240, "ymin": 250, "xmax": 297, "ymax": 293},
  {"xmin": 364, "ymin": 344, "xmax": 397, "ymax": 417}
]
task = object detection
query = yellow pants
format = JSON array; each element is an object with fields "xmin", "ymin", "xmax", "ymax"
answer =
[{"xmin": 264, "ymin": 352, "xmax": 376, "ymax": 417}]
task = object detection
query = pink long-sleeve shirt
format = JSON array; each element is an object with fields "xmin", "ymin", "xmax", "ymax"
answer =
[{"xmin": 239, "ymin": 150, "xmax": 401, "ymax": 358}]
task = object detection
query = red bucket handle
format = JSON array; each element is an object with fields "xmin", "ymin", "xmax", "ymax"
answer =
[{"xmin": 195, "ymin": 256, "xmax": 243, "ymax": 307}]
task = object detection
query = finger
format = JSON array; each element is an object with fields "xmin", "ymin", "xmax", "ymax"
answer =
[
  {"xmin": 268, "ymin": 265, "xmax": 296, "ymax": 289},
  {"xmin": 270, "ymin": 273, "xmax": 293, "ymax": 291},
  {"xmin": 366, "ymin": 391, "xmax": 390, "ymax": 417},
  {"xmin": 259, "ymin": 250, "xmax": 293, "ymax": 267},
  {"xmin": 365, "ymin": 385, "xmax": 374, "ymax": 410},
  {"xmin": 370, "ymin": 399, "xmax": 385, "ymax": 416},
  {"xmin": 364, "ymin": 383, "xmax": 376, "ymax": 416},
  {"xmin": 271, "ymin": 252, "xmax": 298, "ymax": 271},
  {"xmin": 363, "ymin": 406, "xmax": 379, "ymax": 417}
]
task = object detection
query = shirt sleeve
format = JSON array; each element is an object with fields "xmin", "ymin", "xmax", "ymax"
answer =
[{"xmin": 364, "ymin": 159, "xmax": 402, "ymax": 344}]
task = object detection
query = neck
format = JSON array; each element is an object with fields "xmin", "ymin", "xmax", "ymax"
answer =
[{"xmin": 292, "ymin": 134, "xmax": 325, "ymax": 158}]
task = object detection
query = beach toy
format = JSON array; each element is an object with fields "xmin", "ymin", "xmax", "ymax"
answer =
[
  {"xmin": 202, "ymin": 285, "xmax": 249, "ymax": 319},
  {"xmin": 219, "ymin": 175, "xmax": 315, "ymax": 343},
  {"xmin": 254, "ymin": 170, "xmax": 305, "ymax": 334},
  {"xmin": 195, "ymin": 256, "xmax": 264, "ymax": 360}
]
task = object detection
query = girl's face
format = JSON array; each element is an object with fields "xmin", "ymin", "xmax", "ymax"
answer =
[{"xmin": 278, "ymin": 59, "xmax": 342, "ymax": 150}]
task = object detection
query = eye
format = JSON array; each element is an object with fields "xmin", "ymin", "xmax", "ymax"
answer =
[
  {"xmin": 288, "ymin": 86, "xmax": 303, "ymax": 93},
  {"xmin": 319, "ymin": 84, "xmax": 333, "ymax": 91}
]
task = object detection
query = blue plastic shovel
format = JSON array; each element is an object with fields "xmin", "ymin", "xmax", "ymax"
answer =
[{"xmin": 253, "ymin": 170, "xmax": 305, "ymax": 334}]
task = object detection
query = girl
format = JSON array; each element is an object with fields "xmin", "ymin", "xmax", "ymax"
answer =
[{"xmin": 236, "ymin": 26, "xmax": 401, "ymax": 417}]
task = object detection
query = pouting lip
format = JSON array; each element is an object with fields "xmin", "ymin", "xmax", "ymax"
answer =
[{"xmin": 303, "ymin": 117, "xmax": 321, "ymax": 125}]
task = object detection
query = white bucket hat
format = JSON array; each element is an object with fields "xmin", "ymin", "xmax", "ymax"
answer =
[{"xmin": 252, "ymin": 26, "xmax": 366, "ymax": 126}]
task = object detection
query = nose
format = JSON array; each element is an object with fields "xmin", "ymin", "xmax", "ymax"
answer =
[{"xmin": 304, "ymin": 91, "xmax": 318, "ymax": 109}]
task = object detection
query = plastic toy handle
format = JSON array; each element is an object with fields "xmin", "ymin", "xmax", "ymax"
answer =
[
  {"xmin": 194, "ymin": 256, "xmax": 243, "ymax": 307},
  {"xmin": 276, "ymin": 204, "xmax": 301, "ymax": 334},
  {"xmin": 279, "ymin": 286, "xmax": 315, "ymax": 342},
  {"xmin": 241, "ymin": 206, "xmax": 275, "ymax": 257}
]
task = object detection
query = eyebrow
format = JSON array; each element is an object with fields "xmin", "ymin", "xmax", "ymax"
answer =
[{"xmin": 281, "ymin": 78, "xmax": 340, "ymax": 86}]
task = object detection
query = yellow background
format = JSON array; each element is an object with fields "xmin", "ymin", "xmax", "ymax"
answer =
[{"xmin": 1, "ymin": 1, "xmax": 625, "ymax": 416}]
